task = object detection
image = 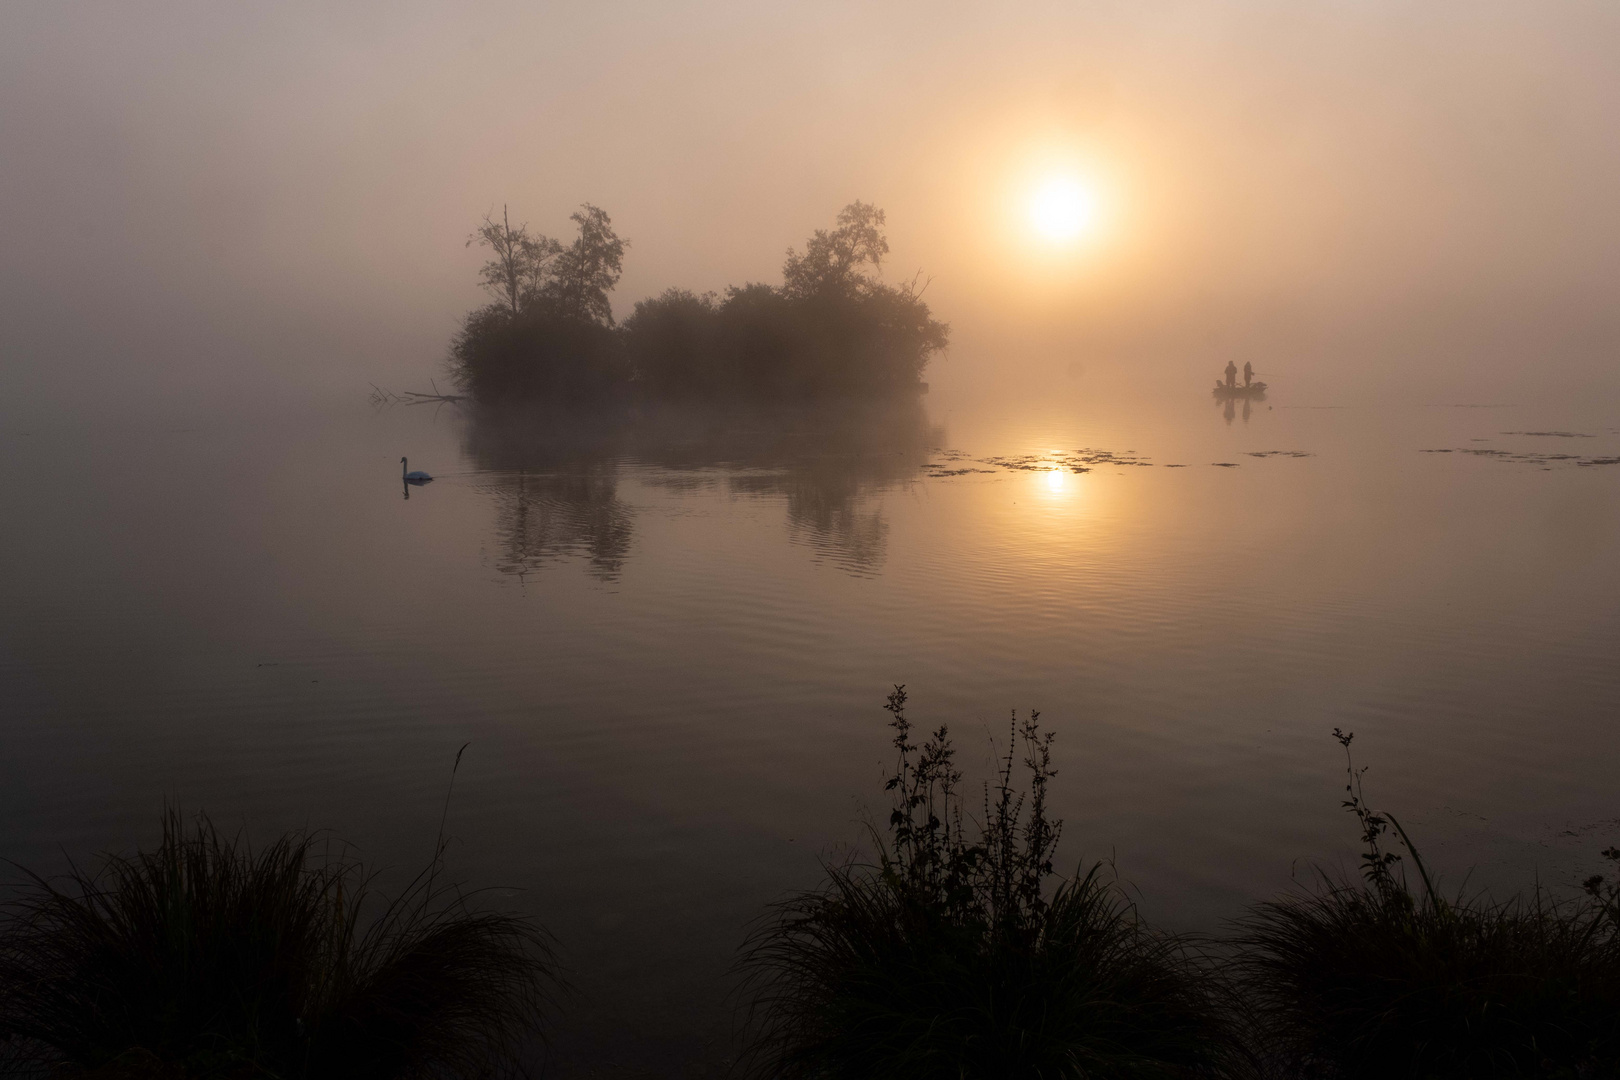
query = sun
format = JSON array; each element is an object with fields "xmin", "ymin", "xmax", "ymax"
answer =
[{"xmin": 1027, "ymin": 175, "xmax": 1096, "ymax": 244}]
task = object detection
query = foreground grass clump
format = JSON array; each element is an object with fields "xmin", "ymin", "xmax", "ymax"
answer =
[
  {"xmin": 743, "ymin": 687, "xmax": 1236, "ymax": 1079},
  {"xmin": 0, "ymin": 811, "xmax": 558, "ymax": 1079},
  {"xmin": 1237, "ymin": 730, "xmax": 1620, "ymax": 1079}
]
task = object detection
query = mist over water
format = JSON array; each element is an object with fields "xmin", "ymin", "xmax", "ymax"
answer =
[
  {"xmin": 5, "ymin": 1, "xmax": 1620, "ymax": 1073},
  {"xmin": 7, "ymin": 2, "xmax": 1620, "ymax": 414}
]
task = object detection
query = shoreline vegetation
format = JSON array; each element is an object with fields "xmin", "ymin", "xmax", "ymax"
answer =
[
  {"xmin": 447, "ymin": 202, "xmax": 949, "ymax": 404},
  {"xmin": 3, "ymin": 697, "xmax": 1617, "ymax": 1078}
]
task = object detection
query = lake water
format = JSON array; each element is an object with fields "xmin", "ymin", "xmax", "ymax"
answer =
[{"xmin": 3, "ymin": 378, "xmax": 1618, "ymax": 1074}]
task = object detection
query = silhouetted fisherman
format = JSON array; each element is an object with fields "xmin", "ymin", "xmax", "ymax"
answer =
[
  {"xmin": 1224, "ymin": 360, "xmax": 1238, "ymax": 388},
  {"xmin": 1243, "ymin": 361, "xmax": 1254, "ymax": 387}
]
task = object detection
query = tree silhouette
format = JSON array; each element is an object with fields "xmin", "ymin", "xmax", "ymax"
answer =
[
  {"xmin": 781, "ymin": 201, "xmax": 889, "ymax": 300},
  {"xmin": 467, "ymin": 207, "xmax": 561, "ymax": 316},
  {"xmin": 547, "ymin": 204, "xmax": 626, "ymax": 326}
]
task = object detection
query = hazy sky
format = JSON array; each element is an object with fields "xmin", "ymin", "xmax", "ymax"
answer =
[{"xmin": 5, "ymin": 1, "xmax": 1619, "ymax": 408}]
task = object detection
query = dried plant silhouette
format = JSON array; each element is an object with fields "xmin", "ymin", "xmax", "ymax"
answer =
[
  {"xmin": 1235, "ymin": 730, "xmax": 1620, "ymax": 1079},
  {"xmin": 0, "ymin": 807, "xmax": 560, "ymax": 1080},
  {"xmin": 739, "ymin": 687, "xmax": 1237, "ymax": 1079}
]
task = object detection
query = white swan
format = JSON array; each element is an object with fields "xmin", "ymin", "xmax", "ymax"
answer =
[{"xmin": 401, "ymin": 457, "xmax": 433, "ymax": 483}]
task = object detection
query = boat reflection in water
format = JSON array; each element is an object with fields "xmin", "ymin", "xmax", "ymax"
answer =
[
  {"xmin": 460, "ymin": 398, "xmax": 944, "ymax": 581},
  {"xmin": 1213, "ymin": 380, "xmax": 1268, "ymax": 425}
]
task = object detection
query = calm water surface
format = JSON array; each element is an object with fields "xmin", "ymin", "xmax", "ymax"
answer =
[{"xmin": 3, "ymin": 380, "xmax": 1618, "ymax": 1073}]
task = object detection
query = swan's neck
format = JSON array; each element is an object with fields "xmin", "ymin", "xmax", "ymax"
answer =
[{"xmin": 402, "ymin": 458, "xmax": 407, "ymax": 477}]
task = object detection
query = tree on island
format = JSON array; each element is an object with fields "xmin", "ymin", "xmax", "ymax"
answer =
[
  {"xmin": 549, "ymin": 204, "xmax": 626, "ymax": 326},
  {"xmin": 780, "ymin": 200, "xmax": 889, "ymax": 300},
  {"xmin": 449, "ymin": 200, "xmax": 947, "ymax": 403},
  {"xmin": 466, "ymin": 204, "xmax": 625, "ymax": 325},
  {"xmin": 452, "ymin": 205, "xmax": 629, "ymax": 401},
  {"xmin": 468, "ymin": 206, "xmax": 562, "ymax": 318}
]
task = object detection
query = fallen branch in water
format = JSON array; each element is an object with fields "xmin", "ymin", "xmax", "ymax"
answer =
[{"xmin": 370, "ymin": 380, "xmax": 467, "ymax": 406}]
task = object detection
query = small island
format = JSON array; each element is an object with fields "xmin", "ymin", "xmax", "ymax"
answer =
[{"xmin": 448, "ymin": 202, "xmax": 949, "ymax": 403}]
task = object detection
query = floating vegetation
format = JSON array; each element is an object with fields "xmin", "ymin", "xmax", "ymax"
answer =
[
  {"xmin": 980, "ymin": 449, "xmax": 1154, "ymax": 471},
  {"xmin": 1502, "ymin": 430, "xmax": 1595, "ymax": 438},
  {"xmin": 920, "ymin": 449, "xmax": 1312, "ymax": 476},
  {"xmin": 920, "ymin": 450, "xmax": 1001, "ymax": 479},
  {"xmin": 1422, "ymin": 448, "xmax": 1620, "ymax": 468}
]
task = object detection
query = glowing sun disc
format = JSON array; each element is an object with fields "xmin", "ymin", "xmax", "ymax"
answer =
[{"xmin": 1028, "ymin": 176, "xmax": 1095, "ymax": 243}]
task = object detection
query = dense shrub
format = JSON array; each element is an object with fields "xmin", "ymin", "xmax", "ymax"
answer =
[
  {"xmin": 623, "ymin": 204, "xmax": 948, "ymax": 399},
  {"xmin": 450, "ymin": 303, "xmax": 626, "ymax": 403},
  {"xmin": 620, "ymin": 288, "xmax": 728, "ymax": 397},
  {"xmin": 0, "ymin": 811, "xmax": 559, "ymax": 1079},
  {"xmin": 623, "ymin": 280, "xmax": 946, "ymax": 399}
]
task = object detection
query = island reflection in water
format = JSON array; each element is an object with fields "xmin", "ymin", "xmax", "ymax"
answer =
[{"xmin": 460, "ymin": 398, "xmax": 944, "ymax": 580}]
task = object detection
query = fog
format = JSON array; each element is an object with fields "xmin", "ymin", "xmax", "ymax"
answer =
[{"xmin": 5, "ymin": 0, "xmax": 1619, "ymax": 415}]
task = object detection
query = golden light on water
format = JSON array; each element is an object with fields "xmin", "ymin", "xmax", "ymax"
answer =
[
  {"xmin": 1046, "ymin": 467, "xmax": 1067, "ymax": 492},
  {"xmin": 1027, "ymin": 175, "xmax": 1097, "ymax": 244}
]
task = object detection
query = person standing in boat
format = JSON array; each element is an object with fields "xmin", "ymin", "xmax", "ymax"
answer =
[
  {"xmin": 1224, "ymin": 360, "xmax": 1238, "ymax": 388},
  {"xmin": 1243, "ymin": 361, "xmax": 1253, "ymax": 387}
]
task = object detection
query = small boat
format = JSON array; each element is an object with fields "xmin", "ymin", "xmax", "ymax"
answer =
[{"xmin": 1212, "ymin": 381, "xmax": 1267, "ymax": 399}]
